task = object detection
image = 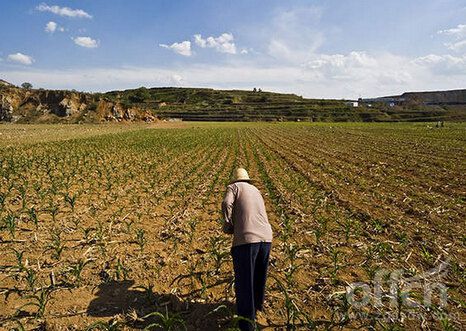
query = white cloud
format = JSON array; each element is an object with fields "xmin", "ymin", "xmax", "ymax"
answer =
[
  {"xmin": 437, "ymin": 23, "xmax": 466, "ymax": 52},
  {"xmin": 437, "ymin": 24, "xmax": 466, "ymax": 39},
  {"xmin": 44, "ymin": 21, "xmax": 64, "ymax": 33},
  {"xmin": 7, "ymin": 53, "xmax": 34, "ymax": 65},
  {"xmin": 72, "ymin": 36, "xmax": 99, "ymax": 48},
  {"xmin": 304, "ymin": 51, "xmax": 378, "ymax": 79},
  {"xmin": 445, "ymin": 39, "xmax": 466, "ymax": 51},
  {"xmin": 36, "ymin": 3, "xmax": 92, "ymax": 19},
  {"xmin": 413, "ymin": 54, "xmax": 466, "ymax": 75},
  {"xmin": 45, "ymin": 21, "xmax": 57, "ymax": 33},
  {"xmin": 1, "ymin": 50, "xmax": 465, "ymax": 99},
  {"xmin": 193, "ymin": 34, "xmax": 206, "ymax": 48},
  {"xmin": 193, "ymin": 33, "xmax": 237, "ymax": 54},
  {"xmin": 159, "ymin": 41, "xmax": 192, "ymax": 56},
  {"xmin": 266, "ymin": 6, "xmax": 324, "ymax": 64}
]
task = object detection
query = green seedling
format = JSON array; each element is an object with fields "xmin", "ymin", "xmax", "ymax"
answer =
[{"xmin": 143, "ymin": 306, "xmax": 186, "ymax": 331}]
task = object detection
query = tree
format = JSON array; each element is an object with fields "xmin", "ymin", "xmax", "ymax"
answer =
[
  {"xmin": 21, "ymin": 82, "xmax": 33, "ymax": 89},
  {"xmin": 128, "ymin": 87, "xmax": 151, "ymax": 103}
]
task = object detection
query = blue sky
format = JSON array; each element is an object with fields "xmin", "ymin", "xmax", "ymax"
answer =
[{"xmin": 0, "ymin": 0, "xmax": 465, "ymax": 98}]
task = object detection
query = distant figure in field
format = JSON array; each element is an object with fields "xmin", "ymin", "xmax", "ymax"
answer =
[{"xmin": 222, "ymin": 168, "xmax": 273, "ymax": 331}]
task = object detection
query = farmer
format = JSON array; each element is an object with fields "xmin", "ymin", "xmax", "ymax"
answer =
[{"xmin": 222, "ymin": 168, "xmax": 273, "ymax": 331}]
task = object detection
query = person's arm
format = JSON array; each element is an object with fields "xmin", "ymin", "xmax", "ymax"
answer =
[{"xmin": 221, "ymin": 185, "xmax": 236, "ymax": 234}]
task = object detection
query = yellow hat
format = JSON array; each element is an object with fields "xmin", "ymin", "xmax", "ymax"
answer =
[{"xmin": 232, "ymin": 167, "xmax": 251, "ymax": 183}]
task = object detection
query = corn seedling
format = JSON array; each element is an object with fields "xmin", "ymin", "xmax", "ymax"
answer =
[
  {"xmin": 271, "ymin": 275, "xmax": 314, "ymax": 329},
  {"xmin": 135, "ymin": 228, "xmax": 146, "ymax": 252},
  {"xmin": 24, "ymin": 268, "xmax": 38, "ymax": 291},
  {"xmin": 68, "ymin": 259, "xmax": 93, "ymax": 286},
  {"xmin": 18, "ymin": 184, "xmax": 28, "ymax": 211},
  {"xmin": 330, "ymin": 248, "xmax": 341, "ymax": 285},
  {"xmin": 186, "ymin": 218, "xmax": 197, "ymax": 244},
  {"xmin": 123, "ymin": 219, "xmax": 134, "ymax": 234},
  {"xmin": 342, "ymin": 218, "xmax": 353, "ymax": 242},
  {"xmin": 114, "ymin": 258, "xmax": 129, "ymax": 280},
  {"xmin": 420, "ymin": 244, "xmax": 434, "ymax": 265},
  {"xmin": 5, "ymin": 213, "xmax": 17, "ymax": 239},
  {"xmin": 28, "ymin": 207, "xmax": 39, "ymax": 228},
  {"xmin": 17, "ymin": 287, "xmax": 52, "ymax": 318},
  {"xmin": 47, "ymin": 203, "xmax": 60, "ymax": 223},
  {"xmin": 11, "ymin": 248, "xmax": 26, "ymax": 272},
  {"xmin": 143, "ymin": 306, "xmax": 186, "ymax": 331},
  {"xmin": 209, "ymin": 237, "xmax": 229, "ymax": 273},
  {"xmin": 207, "ymin": 305, "xmax": 257, "ymax": 331},
  {"xmin": 46, "ymin": 230, "xmax": 65, "ymax": 260},
  {"xmin": 64, "ymin": 192, "xmax": 78, "ymax": 212}
]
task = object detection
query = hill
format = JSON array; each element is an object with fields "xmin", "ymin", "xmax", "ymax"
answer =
[{"xmin": 1, "ymin": 81, "xmax": 465, "ymax": 123}]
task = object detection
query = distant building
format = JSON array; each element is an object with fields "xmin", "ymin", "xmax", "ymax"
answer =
[
  {"xmin": 361, "ymin": 96, "xmax": 405, "ymax": 106},
  {"xmin": 345, "ymin": 101, "xmax": 359, "ymax": 107}
]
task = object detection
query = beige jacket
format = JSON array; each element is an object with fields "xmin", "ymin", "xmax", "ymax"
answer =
[{"xmin": 221, "ymin": 181, "xmax": 273, "ymax": 247}]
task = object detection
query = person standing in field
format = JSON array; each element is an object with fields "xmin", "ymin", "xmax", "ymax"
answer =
[{"xmin": 222, "ymin": 168, "xmax": 273, "ymax": 331}]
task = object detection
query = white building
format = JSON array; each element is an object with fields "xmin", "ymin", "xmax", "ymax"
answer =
[{"xmin": 345, "ymin": 101, "xmax": 359, "ymax": 107}]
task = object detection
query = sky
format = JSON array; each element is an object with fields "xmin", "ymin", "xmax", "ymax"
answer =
[{"xmin": 0, "ymin": 0, "xmax": 465, "ymax": 98}]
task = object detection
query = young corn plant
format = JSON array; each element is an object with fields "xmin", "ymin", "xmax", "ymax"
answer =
[
  {"xmin": 46, "ymin": 230, "xmax": 65, "ymax": 260},
  {"xmin": 17, "ymin": 287, "xmax": 52, "ymax": 318},
  {"xmin": 18, "ymin": 183, "xmax": 28, "ymax": 211},
  {"xmin": 330, "ymin": 247, "xmax": 341, "ymax": 285},
  {"xmin": 186, "ymin": 218, "xmax": 198, "ymax": 244},
  {"xmin": 28, "ymin": 207, "xmax": 39, "ymax": 228},
  {"xmin": 209, "ymin": 236, "xmax": 229, "ymax": 274},
  {"xmin": 135, "ymin": 228, "xmax": 146, "ymax": 253},
  {"xmin": 143, "ymin": 306, "xmax": 186, "ymax": 331},
  {"xmin": 207, "ymin": 305, "xmax": 257, "ymax": 331},
  {"xmin": 24, "ymin": 268, "xmax": 38, "ymax": 291},
  {"xmin": 5, "ymin": 213, "xmax": 17, "ymax": 239},
  {"xmin": 67, "ymin": 259, "xmax": 93, "ymax": 286},
  {"xmin": 47, "ymin": 202, "xmax": 60, "ymax": 223},
  {"xmin": 271, "ymin": 275, "xmax": 315, "ymax": 330},
  {"xmin": 342, "ymin": 218, "xmax": 353, "ymax": 243},
  {"xmin": 11, "ymin": 248, "xmax": 26, "ymax": 272},
  {"xmin": 64, "ymin": 192, "xmax": 78, "ymax": 212},
  {"xmin": 114, "ymin": 258, "xmax": 129, "ymax": 281}
]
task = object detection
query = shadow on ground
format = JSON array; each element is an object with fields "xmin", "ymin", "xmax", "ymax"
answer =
[{"xmin": 87, "ymin": 280, "xmax": 235, "ymax": 330}]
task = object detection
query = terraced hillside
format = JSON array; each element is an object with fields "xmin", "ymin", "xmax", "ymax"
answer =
[{"xmin": 1, "ymin": 81, "xmax": 465, "ymax": 123}]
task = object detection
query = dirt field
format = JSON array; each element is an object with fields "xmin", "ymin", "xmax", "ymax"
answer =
[{"xmin": 0, "ymin": 122, "xmax": 464, "ymax": 330}]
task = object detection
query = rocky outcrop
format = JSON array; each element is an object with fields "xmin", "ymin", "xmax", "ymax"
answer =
[
  {"xmin": 58, "ymin": 97, "xmax": 86, "ymax": 116},
  {"xmin": 0, "ymin": 81, "xmax": 155, "ymax": 123},
  {"xmin": 0, "ymin": 97, "xmax": 14, "ymax": 121},
  {"xmin": 0, "ymin": 79, "xmax": 14, "ymax": 87}
]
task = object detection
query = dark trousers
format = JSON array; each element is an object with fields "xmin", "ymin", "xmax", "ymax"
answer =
[{"xmin": 231, "ymin": 242, "xmax": 271, "ymax": 331}]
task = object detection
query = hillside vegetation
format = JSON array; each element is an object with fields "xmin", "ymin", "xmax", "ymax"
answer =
[{"xmin": 1, "ymin": 80, "xmax": 465, "ymax": 123}]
